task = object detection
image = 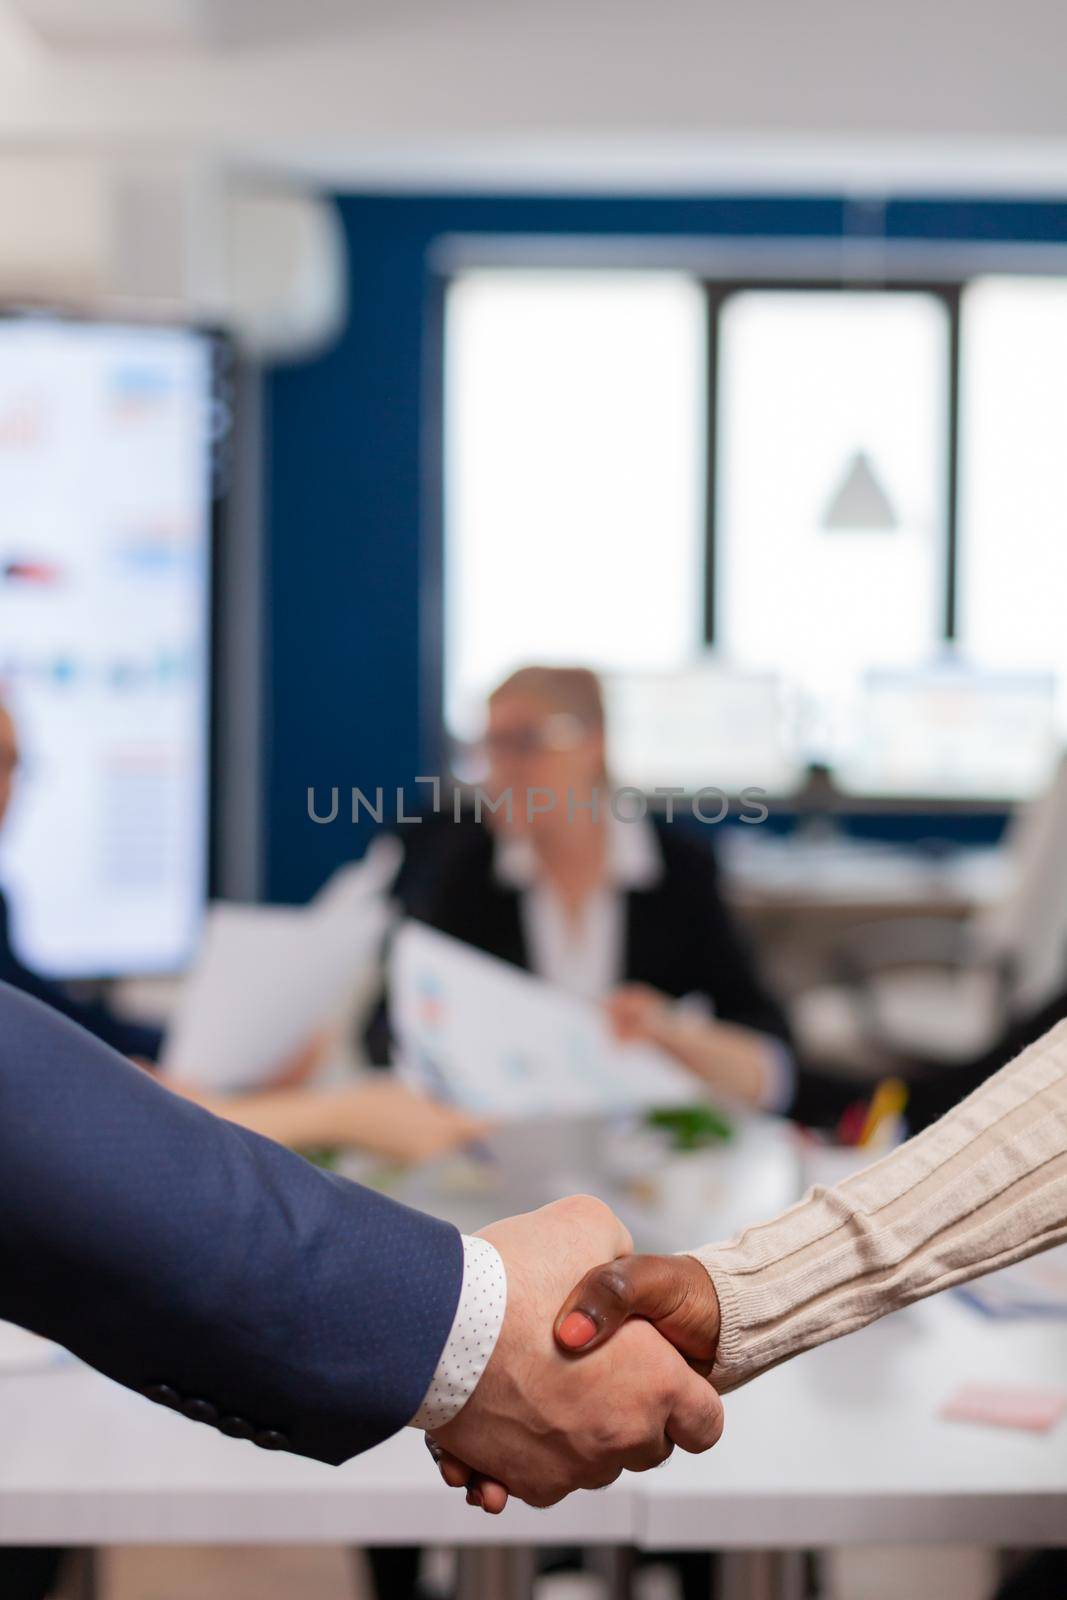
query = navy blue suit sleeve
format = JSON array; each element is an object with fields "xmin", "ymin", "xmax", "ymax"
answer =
[{"xmin": 0, "ymin": 982, "xmax": 464, "ymax": 1464}]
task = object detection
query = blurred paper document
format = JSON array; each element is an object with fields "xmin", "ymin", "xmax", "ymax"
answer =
[
  {"xmin": 956, "ymin": 1241, "xmax": 1067, "ymax": 1319},
  {"xmin": 941, "ymin": 1381, "xmax": 1067, "ymax": 1433},
  {"xmin": 390, "ymin": 921, "xmax": 699, "ymax": 1117},
  {"xmin": 163, "ymin": 899, "xmax": 388, "ymax": 1090}
]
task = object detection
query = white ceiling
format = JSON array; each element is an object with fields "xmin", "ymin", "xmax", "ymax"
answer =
[
  {"xmin": 3, "ymin": 0, "xmax": 1067, "ymax": 193},
  {"xmin": 4, "ymin": 0, "xmax": 380, "ymax": 51}
]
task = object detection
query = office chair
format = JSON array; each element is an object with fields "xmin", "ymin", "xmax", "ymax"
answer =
[{"xmin": 792, "ymin": 752, "xmax": 1067, "ymax": 1071}]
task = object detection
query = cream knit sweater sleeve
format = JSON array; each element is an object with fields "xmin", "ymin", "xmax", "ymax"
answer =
[{"xmin": 692, "ymin": 1019, "xmax": 1067, "ymax": 1393}]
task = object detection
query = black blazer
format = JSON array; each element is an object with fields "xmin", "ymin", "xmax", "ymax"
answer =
[
  {"xmin": 370, "ymin": 818, "xmax": 790, "ymax": 1059},
  {"xmin": 0, "ymin": 888, "xmax": 163, "ymax": 1061}
]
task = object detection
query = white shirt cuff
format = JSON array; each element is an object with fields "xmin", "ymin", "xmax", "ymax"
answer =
[{"xmin": 409, "ymin": 1234, "xmax": 507, "ymax": 1431}]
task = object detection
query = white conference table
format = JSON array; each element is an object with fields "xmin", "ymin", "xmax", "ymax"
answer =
[
  {"xmin": 2, "ymin": 1293, "xmax": 1065, "ymax": 1550},
  {"xmin": 2, "ymin": 1120, "xmax": 1066, "ymax": 1598}
]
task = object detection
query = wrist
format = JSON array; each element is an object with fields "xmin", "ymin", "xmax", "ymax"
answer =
[
  {"xmin": 648, "ymin": 1002, "xmax": 692, "ymax": 1054},
  {"xmin": 672, "ymin": 1252, "xmax": 722, "ymax": 1371}
]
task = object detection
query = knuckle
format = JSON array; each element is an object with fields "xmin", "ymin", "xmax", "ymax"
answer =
[
  {"xmin": 531, "ymin": 1481, "xmax": 567, "ymax": 1509},
  {"xmin": 582, "ymin": 1466, "xmax": 622, "ymax": 1491},
  {"xmin": 620, "ymin": 1415, "xmax": 661, "ymax": 1455},
  {"xmin": 558, "ymin": 1192, "xmax": 633, "ymax": 1256},
  {"xmin": 647, "ymin": 1359, "xmax": 678, "ymax": 1409},
  {"xmin": 568, "ymin": 1193, "xmax": 615, "ymax": 1228},
  {"xmin": 590, "ymin": 1263, "xmax": 636, "ymax": 1313}
]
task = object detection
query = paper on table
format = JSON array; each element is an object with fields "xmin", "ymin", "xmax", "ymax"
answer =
[
  {"xmin": 941, "ymin": 1382, "xmax": 1067, "ymax": 1433},
  {"xmin": 389, "ymin": 920, "xmax": 701, "ymax": 1118},
  {"xmin": 161, "ymin": 897, "xmax": 390, "ymax": 1091},
  {"xmin": 955, "ymin": 1241, "xmax": 1067, "ymax": 1319}
]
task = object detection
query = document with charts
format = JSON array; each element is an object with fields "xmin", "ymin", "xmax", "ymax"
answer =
[{"xmin": 390, "ymin": 921, "xmax": 700, "ymax": 1117}]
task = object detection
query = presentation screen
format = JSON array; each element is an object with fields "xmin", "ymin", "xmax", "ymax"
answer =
[{"xmin": 0, "ymin": 315, "xmax": 220, "ymax": 978}]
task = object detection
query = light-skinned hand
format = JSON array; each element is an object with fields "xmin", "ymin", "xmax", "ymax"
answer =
[
  {"xmin": 164, "ymin": 1077, "xmax": 490, "ymax": 1164},
  {"xmin": 432, "ymin": 1249, "xmax": 722, "ymax": 1512},
  {"xmin": 605, "ymin": 983, "xmax": 674, "ymax": 1046},
  {"xmin": 608, "ymin": 985, "xmax": 778, "ymax": 1110},
  {"xmin": 427, "ymin": 1199, "xmax": 724, "ymax": 1512}
]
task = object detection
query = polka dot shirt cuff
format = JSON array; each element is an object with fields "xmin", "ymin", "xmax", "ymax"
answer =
[{"xmin": 409, "ymin": 1234, "xmax": 508, "ymax": 1431}]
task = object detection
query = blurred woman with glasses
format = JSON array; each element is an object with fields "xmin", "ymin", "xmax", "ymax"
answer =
[{"xmin": 378, "ymin": 665, "xmax": 795, "ymax": 1110}]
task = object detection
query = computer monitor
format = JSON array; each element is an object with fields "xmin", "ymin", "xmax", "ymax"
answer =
[
  {"xmin": 0, "ymin": 313, "xmax": 225, "ymax": 977},
  {"xmin": 602, "ymin": 664, "xmax": 802, "ymax": 796},
  {"xmin": 837, "ymin": 666, "xmax": 1060, "ymax": 800}
]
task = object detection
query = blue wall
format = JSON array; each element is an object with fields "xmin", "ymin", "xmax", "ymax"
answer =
[{"xmin": 264, "ymin": 194, "xmax": 1067, "ymax": 903}]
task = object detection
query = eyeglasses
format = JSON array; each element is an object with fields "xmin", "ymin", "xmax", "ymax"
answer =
[{"xmin": 478, "ymin": 714, "xmax": 591, "ymax": 760}]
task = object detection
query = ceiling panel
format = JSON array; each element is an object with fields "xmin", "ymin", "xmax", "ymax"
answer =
[{"xmin": 4, "ymin": 0, "xmax": 373, "ymax": 51}]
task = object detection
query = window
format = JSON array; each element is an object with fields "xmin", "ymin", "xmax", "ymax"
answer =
[
  {"xmin": 715, "ymin": 289, "xmax": 950, "ymax": 769},
  {"xmin": 958, "ymin": 278, "xmax": 1067, "ymax": 716},
  {"xmin": 441, "ymin": 266, "xmax": 1067, "ymax": 800},
  {"xmin": 444, "ymin": 271, "xmax": 705, "ymax": 739}
]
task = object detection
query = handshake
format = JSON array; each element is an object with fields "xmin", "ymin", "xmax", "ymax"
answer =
[{"xmin": 424, "ymin": 1196, "xmax": 723, "ymax": 1513}]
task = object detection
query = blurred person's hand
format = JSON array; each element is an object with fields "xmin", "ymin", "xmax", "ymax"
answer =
[
  {"xmin": 330, "ymin": 1078, "xmax": 490, "ymax": 1163},
  {"xmin": 606, "ymin": 983, "xmax": 676, "ymax": 1046},
  {"xmin": 607, "ymin": 985, "xmax": 781, "ymax": 1111},
  {"xmin": 159, "ymin": 1076, "xmax": 490, "ymax": 1162},
  {"xmin": 427, "ymin": 1198, "xmax": 724, "ymax": 1512},
  {"xmin": 162, "ymin": 1029, "xmax": 337, "ymax": 1095},
  {"xmin": 267, "ymin": 1027, "xmax": 336, "ymax": 1088}
]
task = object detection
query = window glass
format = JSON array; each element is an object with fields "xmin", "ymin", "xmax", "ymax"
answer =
[
  {"xmin": 958, "ymin": 276, "xmax": 1067, "ymax": 723},
  {"xmin": 714, "ymin": 289, "xmax": 950, "ymax": 766},
  {"xmin": 444, "ymin": 270, "xmax": 706, "ymax": 741}
]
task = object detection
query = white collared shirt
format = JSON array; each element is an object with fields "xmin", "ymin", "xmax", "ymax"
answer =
[{"xmin": 493, "ymin": 812, "xmax": 662, "ymax": 1002}]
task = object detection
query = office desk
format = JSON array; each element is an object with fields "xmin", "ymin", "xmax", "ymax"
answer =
[
  {"xmin": 722, "ymin": 836, "xmax": 1009, "ymax": 923},
  {"xmin": 1, "ymin": 1294, "xmax": 1064, "ymax": 1600},
  {"xmin": 720, "ymin": 835, "xmax": 1011, "ymax": 1008},
  {"xmin": 2, "ymin": 1119, "xmax": 1064, "ymax": 1598},
  {"xmin": 640, "ymin": 1293, "xmax": 1067, "ymax": 1550}
]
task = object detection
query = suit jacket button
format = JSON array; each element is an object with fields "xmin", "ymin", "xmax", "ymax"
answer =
[
  {"xmin": 182, "ymin": 1398, "xmax": 219, "ymax": 1426},
  {"xmin": 254, "ymin": 1429, "xmax": 289, "ymax": 1451},
  {"xmin": 143, "ymin": 1384, "xmax": 181, "ymax": 1410},
  {"xmin": 218, "ymin": 1415, "xmax": 256, "ymax": 1441}
]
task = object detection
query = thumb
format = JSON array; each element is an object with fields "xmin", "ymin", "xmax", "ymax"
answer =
[{"xmin": 554, "ymin": 1253, "xmax": 720, "ymax": 1371}]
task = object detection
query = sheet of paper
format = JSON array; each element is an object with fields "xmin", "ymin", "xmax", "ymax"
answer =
[
  {"xmin": 941, "ymin": 1382, "xmax": 1067, "ymax": 1434},
  {"xmin": 162, "ymin": 897, "xmax": 389, "ymax": 1090},
  {"xmin": 389, "ymin": 920, "xmax": 701, "ymax": 1118},
  {"xmin": 955, "ymin": 1242, "xmax": 1067, "ymax": 1319},
  {"xmin": 312, "ymin": 835, "xmax": 403, "ymax": 913},
  {"xmin": 0, "ymin": 1320, "xmax": 64, "ymax": 1376}
]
